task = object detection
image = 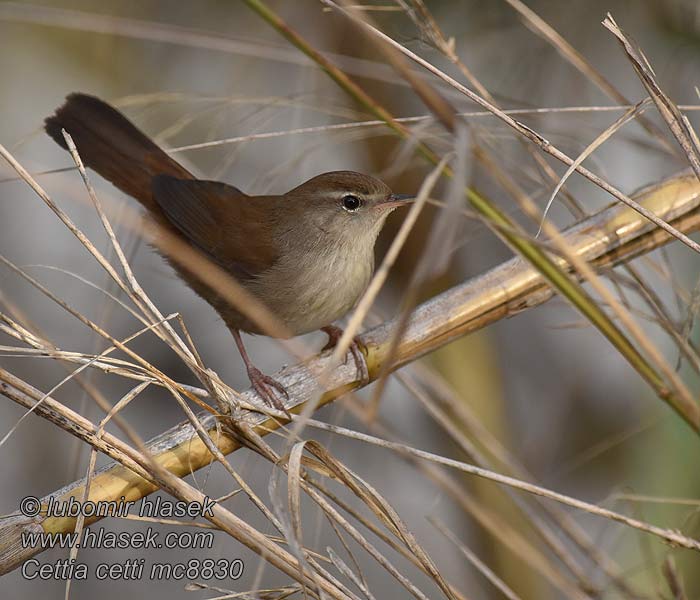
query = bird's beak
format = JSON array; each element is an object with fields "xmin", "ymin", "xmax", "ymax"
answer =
[{"xmin": 379, "ymin": 193, "xmax": 414, "ymax": 209}]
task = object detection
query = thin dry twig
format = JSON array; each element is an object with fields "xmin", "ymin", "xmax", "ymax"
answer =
[
  {"xmin": 501, "ymin": 0, "xmax": 675, "ymax": 154},
  {"xmin": 603, "ymin": 14, "xmax": 700, "ymax": 180},
  {"xmin": 328, "ymin": 154, "xmax": 449, "ymax": 368},
  {"xmin": 430, "ymin": 517, "xmax": 522, "ymax": 600}
]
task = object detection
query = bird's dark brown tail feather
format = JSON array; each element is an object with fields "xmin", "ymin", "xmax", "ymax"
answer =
[{"xmin": 44, "ymin": 93, "xmax": 192, "ymax": 212}]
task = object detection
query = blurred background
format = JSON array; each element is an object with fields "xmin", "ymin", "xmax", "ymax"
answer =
[{"xmin": 1, "ymin": 0, "xmax": 700, "ymax": 598}]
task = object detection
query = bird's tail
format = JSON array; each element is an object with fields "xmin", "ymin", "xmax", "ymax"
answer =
[{"xmin": 45, "ymin": 93, "xmax": 192, "ymax": 212}]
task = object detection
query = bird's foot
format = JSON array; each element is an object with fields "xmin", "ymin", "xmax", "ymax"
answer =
[
  {"xmin": 321, "ymin": 325, "xmax": 369, "ymax": 384},
  {"xmin": 246, "ymin": 366, "xmax": 290, "ymax": 415}
]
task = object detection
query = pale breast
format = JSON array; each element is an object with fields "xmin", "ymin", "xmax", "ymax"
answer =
[{"xmin": 249, "ymin": 243, "xmax": 374, "ymax": 336}]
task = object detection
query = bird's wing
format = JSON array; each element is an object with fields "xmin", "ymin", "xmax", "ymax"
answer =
[{"xmin": 151, "ymin": 175, "xmax": 279, "ymax": 281}]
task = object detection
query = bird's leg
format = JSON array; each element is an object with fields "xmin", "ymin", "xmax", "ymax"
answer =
[
  {"xmin": 232, "ymin": 329, "xmax": 289, "ymax": 414},
  {"xmin": 321, "ymin": 325, "xmax": 369, "ymax": 383}
]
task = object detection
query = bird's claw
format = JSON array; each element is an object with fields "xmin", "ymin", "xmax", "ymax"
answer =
[
  {"xmin": 246, "ymin": 366, "xmax": 290, "ymax": 415},
  {"xmin": 321, "ymin": 325, "xmax": 369, "ymax": 384}
]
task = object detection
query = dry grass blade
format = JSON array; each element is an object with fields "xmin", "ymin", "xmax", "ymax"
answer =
[
  {"xmin": 238, "ymin": 427, "xmax": 459, "ymax": 599},
  {"xmin": 0, "ymin": 311, "xmax": 176, "ymax": 450},
  {"xmin": 327, "ymin": 0, "xmax": 457, "ymax": 132},
  {"xmin": 395, "ymin": 368, "xmax": 622, "ymax": 596},
  {"xmin": 64, "ymin": 380, "xmax": 150, "ymax": 600},
  {"xmin": 477, "ymin": 140, "xmax": 699, "ymax": 431},
  {"xmin": 329, "ymin": 154, "xmax": 449, "ymax": 369},
  {"xmin": 502, "ymin": 0, "xmax": 674, "ymax": 153},
  {"xmin": 662, "ymin": 557, "xmax": 688, "ymax": 600},
  {"xmin": 0, "ymin": 142, "xmax": 236, "ymax": 416},
  {"xmin": 293, "ymin": 420, "xmax": 700, "ymax": 551},
  {"xmin": 62, "ymin": 130, "xmax": 196, "ymax": 363},
  {"xmin": 159, "ymin": 104, "xmax": 700, "ymax": 155},
  {"xmin": 325, "ymin": 547, "xmax": 377, "ymax": 600},
  {"xmin": 603, "ymin": 14, "xmax": 700, "ymax": 180},
  {"xmin": 0, "ymin": 2, "xmax": 405, "ymax": 86},
  {"xmin": 538, "ymin": 99, "xmax": 650, "ymax": 236},
  {"xmin": 0, "ymin": 251, "xmax": 214, "ymax": 417},
  {"xmin": 296, "ymin": 441, "xmax": 458, "ymax": 600},
  {"xmin": 430, "ymin": 517, "xmax": 522, "ymax": 600},
  {"xmin": 299, "ymin": 399, "xmax": 593, "ymax": 598},
  {"xmin": 286, "ymin": 441, "xmax": 312, "ymax": 589}
]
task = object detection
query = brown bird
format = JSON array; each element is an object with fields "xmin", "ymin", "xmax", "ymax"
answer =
[{"xmin": 45, "ymin": 93, "xmax": 412, "ymax": 410}]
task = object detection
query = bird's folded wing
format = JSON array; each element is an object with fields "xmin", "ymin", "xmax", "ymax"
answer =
[{"xmin": 151, "ymin": 175, "xmax": 279, "ymax": 281}]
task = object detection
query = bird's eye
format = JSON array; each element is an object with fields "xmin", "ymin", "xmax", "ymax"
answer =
[{"xmin": 341, "ymin": 195, "xmax": 362, "ymax": 212}]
